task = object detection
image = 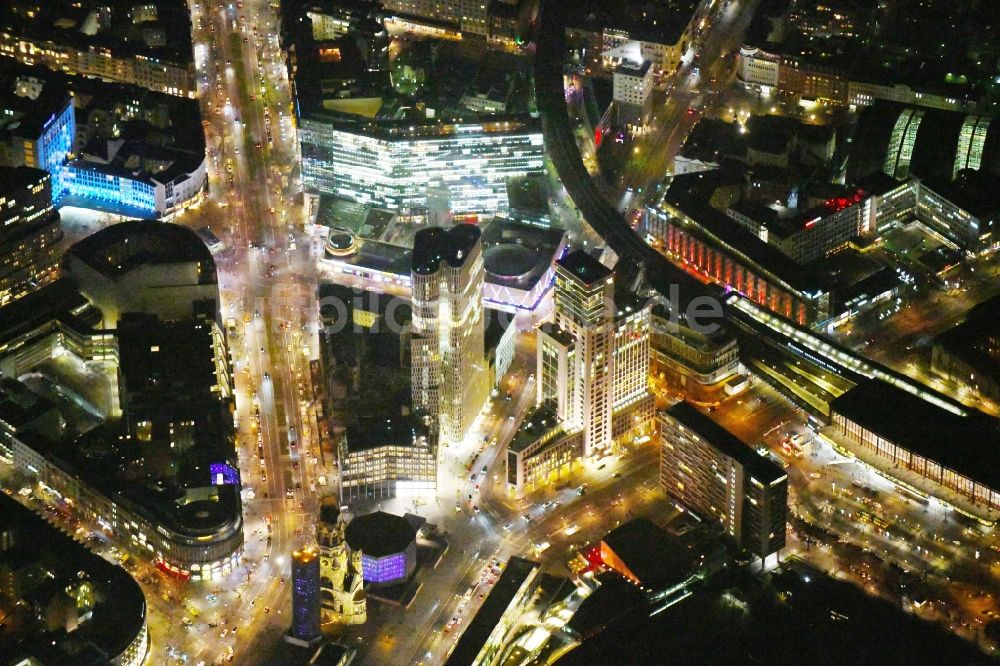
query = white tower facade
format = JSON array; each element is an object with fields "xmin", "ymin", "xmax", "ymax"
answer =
[{"xmin": 410, "ymin": 224, "xmax": 488, "ymax": 445}]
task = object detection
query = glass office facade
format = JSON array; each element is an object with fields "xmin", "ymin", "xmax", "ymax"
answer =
[{"xmin": 301, "ymin": 117, "xmax": 544, "ymax": 215}]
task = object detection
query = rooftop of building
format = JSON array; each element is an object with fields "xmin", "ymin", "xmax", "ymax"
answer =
[
  {"xmin": 2, "ymin": 57, "xmax": 204, "ymax": 159},
  {"xmin": 921, "ymin": 169, "xmax": 1000, "ymax": 221},
  {"xmin": 566, "ymin": 571, "xmax": 648, "ymax": 638},
  {"xmin": 556, "ymin": 250, "xmax": 612, "ymax": 287},
  {"xmin": 932, "ymin": 296, "xmax": 1000, "ymax": 387},
  {"xmin": 729, "ymin": 188, "xmax": 868, "ymax": 241},
  {"xmin": 742, "ymin": 0, "xmax": 790, "ymax": 47},
  {"xmin": 21, "ymin": 406, "xmax": 242, "ymax": 539},
  {"xmin": 650, "ymin": 303, "xmax": 737, "ymax": 347},
  {"xmin": 344, "ymin": 511, "xmax": 416, "ymax": 558},
  {"xmin": 0, "ymin": 494, "xmax": 147, "ymax": 664},
  {"xmin": 318, "ymin": 283, "xmax": 412, "ymax": 327},
  {"xmin": 323, "ymin": 236, "xmax": 413, "ymax": 276},
  {"xmin": 661, "ymin": 169, "xmax": 829, "ymax": 294},
  {"xmin": 345, "ymin": 411, "xmax": 430, "ymax": 453},
  {"xmin": 745, "ymin": 115, "xmax": 798, "ymax": 154},
  {"xmin": 600, "ymin": 517, "xmax": 711, "ymax": 590},
  {"xmin": 0, "ymin": 377, "xmax": 59, "ymax": 431},
  {"xmin": 566, "ymin": 0, "xmax": 699, "ymax": 46},
  {"xmin": 63, "ymin": 219, "xmax": 216, "ymax": 282},
  {"xmin": 116, "ymin": 313, "xmax": 228, "ymax": 425},
  {"xmin": 665, "ymin": 401, "xmax": 787, "ymax": 485},
  {"xmin": 67, "ymin": 137, "xmax": 205, "ymax": 189},
  {"xmin": 829, "ymin": 379, "xmax": 1000, "ymax": 490},
  {"xmin": 537, "ymin": 322, "xmax": 575, "ymax": 347},
  {"xmin": 318, "ymin": 284, "xmax": 424, "ymax": 455},
  {"xmin": 0, "ymin": 0, "xmax": 194, "ymax": 66},
  {"xmin": 0, "ymin": 64, "xmax": 74, "ymax": 142},
  {"xmin": 508, "ymin": 401, "xmax": 564, "ymax": 454},
  {"xmin": 0, "ymin": 165, "xmax": 50, "ymax": 193},
  {"xmin": 833, "ymin": 265, "xmax": 902, "ymax": 310},
  {"xmin": 445, "ymin": 557, "xmax": 539, "ymax": 666},
  {"xmin": 485, "ymin": 313, "xmax": 514, "ymax": 354},
  {"xmin": 505, "ymin": 174, "xmax": 550, "ymax": 216},
  {"xmin": 300, "ymin": 110, "xmax": 542, "ymax": 141},
  {"xmin": 0, "ymin": 279, "xmax": 94, "ymax": 350},
  {"xmin": 615, "ymin": 59, "xmax": 652, "ymax": 77},
  {"xmin": 744, "ymin": 0, "xmax": 986, "ymax": 102},
  {"xmin": 412, "ymin": 224, "xmax": 481, "ymax": 275},
  {"xmin": 559, "ymin": 560, "xmax": 989, "ymax": 664},
  {"xmin": 613, "ymin": 286, "xmax": 649, "ymax": 323},
  {"xmin": 677, "ymin": 119, "xmax": 743, "ymax": 165},
  {"xmin": 847, "ymin": 102, "xmax": 1000, "ymax": 183},
  {"xmin": 461, "ymin": 50, "xmax": 529, "ymax": 106},
  {"xmin": 937, "ymin": 294, "xmax": 1000, "ymax": 348},
  {"xmin": 481, "ymin": 217, "xmax": 565, "ymax": 290},
  {"xmin": 315, "ymin": 196, "xmax": 398, "ymax": 240}
]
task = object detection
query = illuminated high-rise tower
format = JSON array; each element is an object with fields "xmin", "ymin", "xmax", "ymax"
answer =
[
  {"xmin": 553, "ymin": 251, "xmax": 615, "ymax": 456},
  {"xmin": 286, "ymin": 546, "xmax": 321, "ymax": 646},
  {"xmin": 410, "ymin": 224, "xmax": 488, "ymax": 445}
]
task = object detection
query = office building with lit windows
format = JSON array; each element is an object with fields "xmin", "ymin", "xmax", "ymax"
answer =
[
  {"xmin": 548, "ymin": 251, "xmax": 616, "ymax": 457},
  {"xmin": 0, "ymin": 279, "xmax": 108, "ymax": 381},
  {"xmin": 506, "ymin": 252, "xmax": 655, "ymax": 495},
  {"xmin": 0, "ymin": 0, "xmax": 196, "ymax": 97},
  {"xmin": 737, "ymin": 44, "xmax": 976, "ymax": 113},
  {"xmin": 300, "ymin": 113, "xmax": 544, "ymax": 218},
  {"xmin": 650, "ymin": 305, "xmax": 742, "ymax": 399},
  {"xmin": 410, "ymin": 224, "xmax": 489, "ymax": 445},
  {"xmin": 306, "ymin": 0, "xmax": 380, "ymax": 40},
  {"xmin": 287, "ymin": 546, "xmax": 323, "ymax": 646},
  {"xmin": 381, "ymin": 0, "xmax": 500, "ymax": 35},
  {"xmin": 652, "ymin": 172, "xmax": 832, "ymax": 326},
  {"xmin": 4, "ymin": 222, "xmax": 243, "ymax": 582},
  {"xmin": 1, "ymin": 58, "xmax": 207, "ymax": 217},
  {"xmin": 828, "ymin": 379, "xmax": 1000, "ymax": 519},
  {"xmin": 63, "ymin": 148, "xmax": 207, "ymax": 219},
  {"xmin": 613, "ymin": 59, "xmax": 653, "ymax": 107},
  {"xmin": 0, "ymin": 166, "xmax": 61, "ymax": 306},
  {"xmin": 338, "ymin": 413, "xmax": 437, "ymax": 500},
  {"xmin": 660, "ymin": 402, "xmax": 788, "ymax": 561},
  {"xmin": 843, "ymin": 104, "xmax": 1000, "ymax": 254}
]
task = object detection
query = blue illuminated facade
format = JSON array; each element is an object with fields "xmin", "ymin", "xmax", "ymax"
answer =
[
  {"xmin": 63, "ymin": 164, "xmax": 157, "ymax": 215},
  {"xmin": 290, "ymin": 548, "xmax": 321, "ymax": 643},
  {"xmin": 25, "ymin": 99, "xmax": 75, "ymax": 200},
  {"xmin": 360, "ymin": 552, "xmax": 408, "ymax": 584}
]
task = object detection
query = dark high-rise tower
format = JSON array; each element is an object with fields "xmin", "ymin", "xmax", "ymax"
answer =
[{"xmin": 0, "ymin": 166, "xmax": 60, "ymax": 306}]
